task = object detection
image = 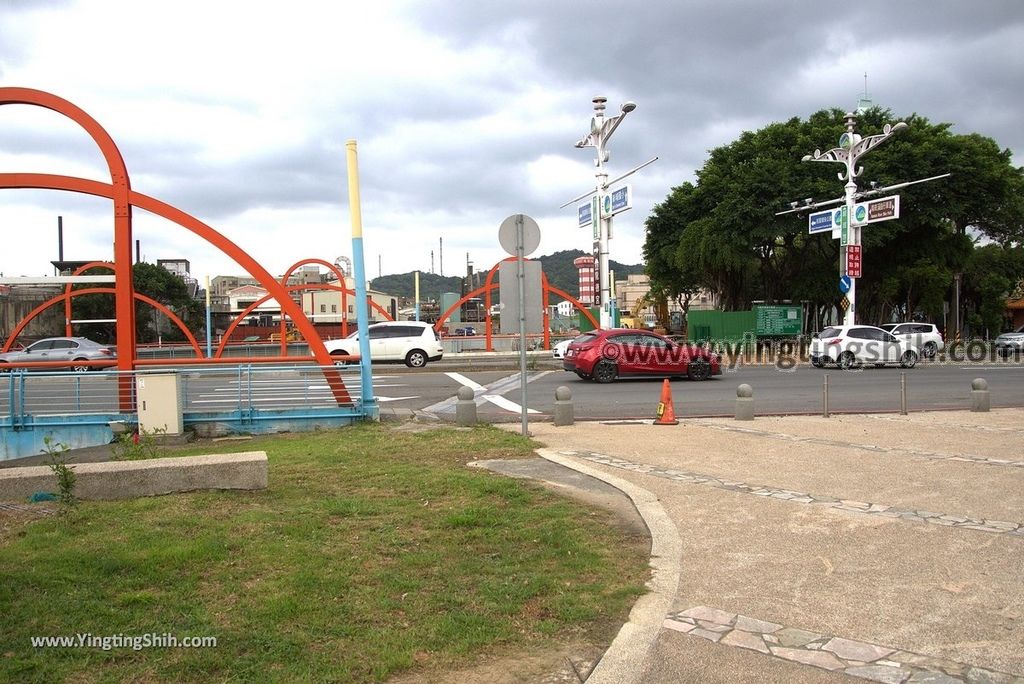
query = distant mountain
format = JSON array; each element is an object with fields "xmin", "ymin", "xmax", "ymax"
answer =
[
  {"xmin": 535, "ymin": 249, "xmax": 645, "ymax": 296},
  {"xmin": 369, "ymin": 249, "xmax": 645, "ymax": 300},
  {"xmin": 370, "ymin": 272, "xmax": 463, "ymax": 301}
]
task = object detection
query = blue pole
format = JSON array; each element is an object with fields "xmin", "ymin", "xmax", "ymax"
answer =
[
  {"xmin": 204, "ymin": 276, "xmax": 213, "ymax": 358},
  {"xmin": 346, "ymin": 140, "xmax": 377, "ymax": 416}
]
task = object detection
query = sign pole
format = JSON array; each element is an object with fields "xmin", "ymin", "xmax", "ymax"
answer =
[
  {"xmin": 801, "ymin": 113, "xmax": 908, "ymax": 325},
  {"xmin": 516, "ymin": 215, "xmax": 529, "ymax": 436}
]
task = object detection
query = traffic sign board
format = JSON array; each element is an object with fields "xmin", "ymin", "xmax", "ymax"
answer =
[
  {"xmin": 851, "ymin": 195, "xmax": 901, "ymax": 226},
  {"xmin": 601, "ymin": 185, "xmax": 632, "ymax": 217},
  {"xmin": 578, "ymin": 201, "xmax": 591, "ymax": 227},
  {"xmin": 846, "ymin": 244, "xmax": 862, "ymax": 278},
  {"xmin": 839, "ymin": 275, "xmax": 852, "ymax": 293},
  {"xmin": 808, "ymin": 209, "xmax": 833, "ymax": 234},
  {"xmin": 838, "ymin": 206, "xmax": 849, "ymax": 246}
]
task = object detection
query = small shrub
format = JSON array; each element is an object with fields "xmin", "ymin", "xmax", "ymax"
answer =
[
  {"xmin": 41, "ymin": 436, "xmax": 76, "ymax": 509},
  {"xmin": 111, "ymin": 426, "xmax": 166, "ymax": 461}
]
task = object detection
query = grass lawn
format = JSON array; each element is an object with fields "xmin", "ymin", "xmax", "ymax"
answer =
[{"xmin": 0, "ymin": 423, "xmax": 649, "ymax": 682}]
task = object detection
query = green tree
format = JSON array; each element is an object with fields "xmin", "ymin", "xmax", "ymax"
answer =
[{"xmin": 644, "ymin": 108, "xmax": 1024, "ymax": 332}]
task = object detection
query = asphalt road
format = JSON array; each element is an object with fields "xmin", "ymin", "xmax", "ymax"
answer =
[{"xmin": 3, "ymin": 358, "xmax": 1021, "ymax": 420}]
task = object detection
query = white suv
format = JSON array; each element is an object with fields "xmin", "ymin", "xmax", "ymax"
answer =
[
  {"xmin": 810, "ymin": 325, "xmax": 919, "ymax": 369},
  {"xmin": 324, "ymin": 321, "xmax": 443, "ymax": 367},
  {"xmin": 995, "ymin": 324, "xmax": 1024, "ymax": 357},
  {"xmin": 879, "ymin": 323, "xmax": 944, "ymax": 358}
]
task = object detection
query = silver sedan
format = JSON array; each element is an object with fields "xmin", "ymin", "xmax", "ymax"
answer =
[{"xmin": 0, "ymin": 337, "xmax": 116, "ymax": 372}]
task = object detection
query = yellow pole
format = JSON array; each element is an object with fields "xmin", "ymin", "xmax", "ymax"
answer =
[{"xmin": 346, "ymin": 141, "xmax": 363, "ymax": 239}]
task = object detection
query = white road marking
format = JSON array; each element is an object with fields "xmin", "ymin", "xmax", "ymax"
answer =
[
  {"xmin": 445, "ymin": 372, "xmax": 485, "ymax": 392},
  {"xmin": 483, "ymin": 394, "xmax": 540, "ymax": 414},
  {"xmin": 439, "ymin": 371, "xmax": 546, "ymax": 414}
]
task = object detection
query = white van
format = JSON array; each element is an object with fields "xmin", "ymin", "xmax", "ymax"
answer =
[{"xmin": 324, "ymin": 321, "xmax": 443, "ymax": 367}]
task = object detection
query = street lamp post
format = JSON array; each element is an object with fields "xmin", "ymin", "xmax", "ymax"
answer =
[
  {"xmin": 802, "ymin": 112, "xmax": 906, "ymax": 325},
  {"xmin": 575, "ymin": 96, "xmax": 636, "ymax": 329}
]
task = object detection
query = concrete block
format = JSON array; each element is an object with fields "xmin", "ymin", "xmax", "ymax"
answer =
[{"xmin": 0, "ymin": 451, "xmax": 268, "ymax": 501}]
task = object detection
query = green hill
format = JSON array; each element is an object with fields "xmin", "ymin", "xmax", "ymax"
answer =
[{"xmin": 370, "ymin": 250, "xmax": 644, "ymax": 300}]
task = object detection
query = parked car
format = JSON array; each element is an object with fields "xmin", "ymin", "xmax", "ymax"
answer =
[
  {"xmin": 453, "ymin": 326, "xmax": 477, "ymax": 336},
  {"xmin": 562, "ymin": 329, "xmax": 721, "ymax": 383},
  {"xmin": 994, "ymin": 324, "xmax": 1024, "ymax": 357},
  {"xmin": 0, "ymin": 336, "xmax": 116, "ymax": 372},
  {"xmin": 552, "ymin": 339, "xmax": 572, "ymax": 359},
  {"xmin": 879, "ymin": 322, "xmax": 944, "ymax": 358},
  {"xmin": 810, "ymin": 325, "xmax": 919, "ymax": 369},
  {"xmin": 323, "ymin": 321, "xmax": 443, "ymax": 368}
]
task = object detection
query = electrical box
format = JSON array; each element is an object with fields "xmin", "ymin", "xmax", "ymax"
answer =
[{"xmin": 135, "ymin": 373, "xmax": 183, "ymax": 435}]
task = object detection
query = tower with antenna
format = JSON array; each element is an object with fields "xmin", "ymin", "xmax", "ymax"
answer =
[{"xmin": 856, "ymin": 72, "xmax": 873, "ymax": 114}]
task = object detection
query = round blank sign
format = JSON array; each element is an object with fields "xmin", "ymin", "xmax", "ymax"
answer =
[{"xmin": 498, "ymin": 214, "xmax": 541, "ymax": 257}]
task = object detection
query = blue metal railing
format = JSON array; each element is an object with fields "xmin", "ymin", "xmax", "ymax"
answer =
[{"xmin": 1, "ymin": 364, "xmax": 371, "ymax": 460}]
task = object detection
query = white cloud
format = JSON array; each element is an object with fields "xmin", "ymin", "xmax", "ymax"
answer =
[{"xmin": 1, "ymin": 0, "xmax": 1022, "ymax": 287}]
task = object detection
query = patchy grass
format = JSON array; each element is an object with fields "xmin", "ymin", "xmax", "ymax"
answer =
[{"xmin": 0, "ymin": 423, "xmax": 649, "ymax": 683}]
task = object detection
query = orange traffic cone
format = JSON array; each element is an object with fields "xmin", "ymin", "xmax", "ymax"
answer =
[{"xmin": 654, "ymin": 379, "xmax": 679, "ymax": 425}]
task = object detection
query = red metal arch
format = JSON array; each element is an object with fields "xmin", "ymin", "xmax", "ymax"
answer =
[
  {"xmin": 0, "ymin": 88, "xmax": 136, "ymax": 406},
  {"xmin": 0, "ymin": 171, "xmax": 351, "ymax": 404},
  {"xmin": 2, "ymin": 288, "xmax": 203, "ymax": 357},
  {"xmin": 434, "ymin": 257, "xmax": 599, "ymax": 352},
  {"xmin": 0, "ymin": 88, "xmax": 351, "ymax": 405},
  {"xmin": 62, "ymin": 261, "xmax": 116, "ymax": 338},
  {"xmin": 217, "ymin": 283, "xmax": 394, "ymax": 359}
]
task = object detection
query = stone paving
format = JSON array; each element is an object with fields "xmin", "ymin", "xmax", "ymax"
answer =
[
  {"xmin": 664, "ymin": 606, "xmax": 1024, "ymax": 684},
  {"xmin": 556, "ymin": 450, "xmax": 1024, "ymax": 537},
  {"xmin": 691, "ymin": 420, "xmax": 1024, "ymax": 469}
]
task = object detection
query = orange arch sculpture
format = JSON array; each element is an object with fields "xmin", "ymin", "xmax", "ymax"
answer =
[
  {"xmin": 434, "ymin": 257, "xmax": 599, "ymax": 352},
  {"xmin": 0, "ymin": 87, "xmax": 351, "ymax": 406}
]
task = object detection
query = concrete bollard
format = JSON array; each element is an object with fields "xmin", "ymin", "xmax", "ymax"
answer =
[
  {"xmin": 553, "ymin": 386, "xmax": 574, "ymax": 426},
  {"xmin": 455, "ymin": 386, "xmax": 477, "ymax": 426},
  {"xmin": 971, "ymin": 378, "xmax": 990, "ymax": 412},
  {"xmin": 735, "ymin": 384, "xmax": 754, "ymax": 421}
]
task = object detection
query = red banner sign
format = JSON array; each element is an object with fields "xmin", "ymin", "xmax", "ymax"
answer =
[{"xmin": 846, "ymin": 245, "xmax": 862, "ymax": 278}]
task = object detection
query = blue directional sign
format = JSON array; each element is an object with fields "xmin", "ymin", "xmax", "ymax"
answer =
[
  {"xmin": 602, "ymin": 185, "xmax": 632, "ymax": 217},
  {"xmin": 578, "ymin": 201, "xmax": 592, "ymax": 227},
  {"xmin": 808, "ymin": 209, "xmax": 833, "ymax": 234},
  {"xmin": 839, "ymin": 275, "xmax": 852, "ymax": 293},
  {"xmin": 609, "ymin": 185, "xmax": 630, "ymax": 213}
]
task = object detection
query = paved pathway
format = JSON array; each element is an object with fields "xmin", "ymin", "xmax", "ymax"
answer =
[{"xmin": 526, "ymin": 410, "xmax": 1024, "ymax": 683}]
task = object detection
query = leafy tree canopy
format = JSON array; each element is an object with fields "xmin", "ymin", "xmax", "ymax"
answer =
[{"xmin": 644, "ymin": 107, "xmax": 1024, "ymax": 330}]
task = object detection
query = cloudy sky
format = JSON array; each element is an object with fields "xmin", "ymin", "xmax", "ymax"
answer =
[{"xmin": 1, "ymin": 0, "xmax": 1021, "ymax": 284}]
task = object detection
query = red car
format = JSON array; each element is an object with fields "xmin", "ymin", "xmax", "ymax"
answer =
[{"xmin": 562, "ymin": 329, "xmax": 722, "ymax": 383}]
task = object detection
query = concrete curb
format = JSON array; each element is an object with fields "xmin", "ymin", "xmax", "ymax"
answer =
[
  {"xmin": 0, "ymin": 451, "xmax": 268, "ymax": 501},
  {"xmin": 538, "ymin": 449, "xmax": 682, "ymax": 684}
]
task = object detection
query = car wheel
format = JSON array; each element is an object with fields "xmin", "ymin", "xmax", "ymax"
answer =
[
  {"xmin": 71, "ymin": 358, "xmax": 91, "ymax": 372},
  {"xmin": 899, "ymin": 350, "xmax": 918, "ymax": 369},
  {"xmin": 923, "ymin": 342, "xmax": 937, "ymax": 358},
  {"xmin": 838, "ymin": 351, "xmax": 856, "ymax": 370},
  {"xmin": 687, "ymin": 357, "xmax": 712, "ymax": 381},
  {"xmin": 591, "ymin": 360, "xmax": 617, "ymax": 383},
  {"xmin": 330, "ymin": 351, "xmax": 351, "ymax": 366},
  {"xmin": 405, "ymin": 349, "xmax": 428, "ymax": 368}
]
